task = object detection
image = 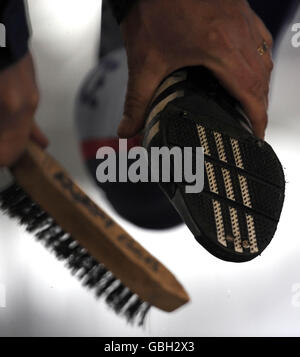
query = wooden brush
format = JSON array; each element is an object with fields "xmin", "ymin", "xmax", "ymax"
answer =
[{"xmin": 0, "ymin": 141, "xmax": 189, "ymax": 325}]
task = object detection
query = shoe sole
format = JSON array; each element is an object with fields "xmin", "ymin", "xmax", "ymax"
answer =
[{"xmin": 143, "ymin": 67, "xmax": 285, "ymax": 263}]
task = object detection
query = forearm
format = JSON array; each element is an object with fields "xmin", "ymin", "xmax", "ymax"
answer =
[{"xmin": 0, "ymin": 0, "xmax": 30, "ymax": 71}]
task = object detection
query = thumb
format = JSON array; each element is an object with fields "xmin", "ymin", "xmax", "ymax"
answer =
[{"xmin": 118, "ymin": 68, "xmax": 164, "ymax": 138}]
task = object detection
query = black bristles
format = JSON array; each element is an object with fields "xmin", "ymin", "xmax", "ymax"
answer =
[
  {"xmin": 0, "ymin": 183, "xmax": 151, "ymax": 326},
  {"xmin": 83, "ymin": 265, "xmax": 108, "ymax": 288},
  {"xmin": 113, "ymin": 290, "xmax": 134, "ymax": 314},
  {"xmin": 124, "ymin": 298, "xmax": 145, "ymax": 322},
  {"xmin": 69, "ymin": 252, "xmax": 93, "ymax": 274},
  {"xmin": 138, "ymin": 303, "xmax": 151, "ymax": 326},
  {"xmin": 106, "ymin": 283, "xmax": 127, "ymax": 306},
  {"xmin": 96, "ymin": 276, "xmax": 116, "ymax": 297},
  {"xmin": 27, "ymin": 212, "xmax": 50, "ymax": 232}
]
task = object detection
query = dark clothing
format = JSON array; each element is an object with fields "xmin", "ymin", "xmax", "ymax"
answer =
[
  {"xmin": 0, "ymin": 0, "xmax": 30, "ymax": 70},
  {"xmin": 248, "ymin": 0, "xmax": 298, "ymax": 42},
  {"xmin": 0, "ymin": 0, "xmax": 299, "ymax": 71},
  {"xmin": 108, "ymin": 0, "xmax": 299, "ymax": 40},
  {"xmin": 108, "ymin": 0, "xmax": 137, "ymax": 24}
]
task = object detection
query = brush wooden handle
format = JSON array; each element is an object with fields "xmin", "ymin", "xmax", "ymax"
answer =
[{"xmin": 11, "ymin": 142, "xmax": 189, "ymax": 312}]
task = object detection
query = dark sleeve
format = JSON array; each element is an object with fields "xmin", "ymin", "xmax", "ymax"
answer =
[
  {"xmin": 108, "ymin": 0, "xmax": 138, "ymax": 24},
  {"xmin": 0, "ymin": 0, "xmax": 30, "ymax": 71}
]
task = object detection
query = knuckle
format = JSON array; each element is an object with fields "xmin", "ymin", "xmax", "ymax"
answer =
[
  {"xmin": 207, "ymin": 27, "xmax": 234, "ymax": 51},
  {"xmin": 0, "ymin": 91, "xmax": 23, "ymax": 116},
  {"xmin": 207, "ymin": 28, "xmax": 221, "ymax": 45},
  {"xmin": 0, "ymin": 88, "xmax": 39, "ymax": 117},
  {"xmin": 236, "ymin": 17, "xmax": 250, "ymax": 34}
]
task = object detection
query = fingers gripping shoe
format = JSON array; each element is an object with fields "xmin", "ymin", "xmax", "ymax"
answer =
[{"xmin": 143, "ymin": 67, "xmax": 285, "ymax": 263}]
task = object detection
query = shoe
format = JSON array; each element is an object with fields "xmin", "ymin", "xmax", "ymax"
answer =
[
  {"xmin": 75, "ymin": 48, "xmax": 182, "ymax": 230},
  {"xmin": 143, "ymin": 66, "xmax": 285, "ymax": 262}
]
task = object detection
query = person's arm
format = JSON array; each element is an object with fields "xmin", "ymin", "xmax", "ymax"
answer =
[{"xmin": 0, "ymin": 0, "xmax": 48, "ymax": 167}]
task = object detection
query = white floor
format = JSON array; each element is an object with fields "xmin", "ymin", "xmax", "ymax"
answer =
[{"xmin": 0, "ymin": 1, "xmax": 299, "ymax": 337}]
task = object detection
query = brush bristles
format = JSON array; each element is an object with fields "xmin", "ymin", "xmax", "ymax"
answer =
[{"xmin": 0, "ymin": 183, "xmax": 150, "ymax": 326}]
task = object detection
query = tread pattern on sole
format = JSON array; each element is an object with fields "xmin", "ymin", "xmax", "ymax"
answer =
[
  {"xmin": 195, "ymin": 123, "xmax": 280, "ymax": 256},
  {"xmin": 144, "ymin": 68, "xmax": 285, "ymax": 262}
]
